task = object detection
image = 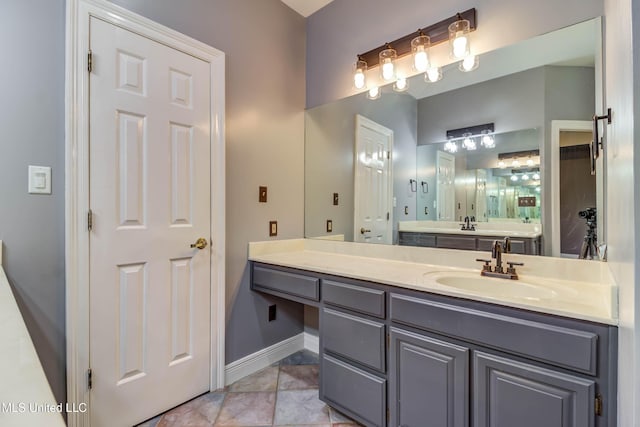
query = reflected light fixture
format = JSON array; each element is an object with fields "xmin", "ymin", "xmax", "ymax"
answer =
[
  {"xmin": 425, "ymin": 67, "xmax": 443, "ymax": 83},
  {"xmin": 511, "ymin": 174, "xmax": 519, "ymax": 182},
  {"xmin": 411, "ymin": 32, "xmax": 431, "ymax": 72},
  {"xmin": 521, "ymin": 173, "xmax": 530, "ymax": 181},
  {"xmin": 393, "ymin": 77, "xmax": 408, "ymax": 92},
  {"xmin": 512, "ymin": 159, "xmax": 521, "ymax": 168},
  {"xmin": 353, "ymin": 57, "xmax": 367, "ymax": 90},
  {"xmin": 462, "ymin": 134, "xmax": 477, "ymax": 150},
  {"xmin": 367, "ymin": 86, "xmax": 381, "ymax": 100},
  {"xmin": 460, "ymin": 54, "xmax": 479, "ymax": 72},
  {"xmin": 497, "ymin": 160, "xmax": 506, "ymax": 168},
  {"xmin": 379, "ymin": 44, "xmax": 397, "ymax": 81},
  {"xmin": 449, "ymin": 16, "xmax": 471, "ymax": 59},
  {"xmin": 533, "ymin": 172, "xmax": 541, "ymax": 180},
  {"xmin": 526, "ymin": 157, "xmax": 535, "ymax": 167},
  {"xmin": 444, "ymin": 140, "xmax": 458, "ymax": 153},
  {"xmin": 481, "ymin": 131, "xmax": 495, "ymax": 148}
]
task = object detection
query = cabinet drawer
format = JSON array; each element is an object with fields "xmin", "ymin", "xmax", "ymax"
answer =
[
  {"xmin": 321, "ymin": 354, "xmax": 386, "ymax": 427},
  {"xmin": 418, "ymin": 234, "xmax": 437, "ymax": 247},
  {"xmin": 323, "ymin": 280, "xmax": 385, "ymax": 318},
  {"xmin": 436, "ymin": 235, "xmax": 477, "ymax": 250},
  {"xmin": 252, "ymin": 265, "xmax": 319, "ymax": 301},
  {"xmin": 390, "ymin": 293, "xmax": 598, "ymax": 374},
  {"xmin": 322, "ymin": 308, "xmax": 385, "ymax": 372}
]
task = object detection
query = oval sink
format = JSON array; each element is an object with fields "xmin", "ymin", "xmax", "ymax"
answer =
[{"xmin": 423, "ymin": 271, "xmax": 558, "ymax": 301}]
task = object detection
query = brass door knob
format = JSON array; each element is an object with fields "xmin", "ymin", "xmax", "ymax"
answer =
[
  {"xmin": 190, "ymin": 238, "xmax": 208, "ymax": 250},
  {"xmin": 360, "ymin": 227, "xmax": 371, "ymax": 234}
]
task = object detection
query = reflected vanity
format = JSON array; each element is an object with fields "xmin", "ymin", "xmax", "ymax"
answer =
[{"xmin": 304, "ymin": 18, "xmax": 604, "ymax": 259}]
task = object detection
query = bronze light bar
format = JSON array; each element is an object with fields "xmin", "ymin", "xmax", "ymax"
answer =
[
  {"xmin": 357, "ymin": 8, "xmax": 477, "ymax": 68},
  {"xmin": 446, "ymin": 122, "xmax": 493, "ymax": 139}
]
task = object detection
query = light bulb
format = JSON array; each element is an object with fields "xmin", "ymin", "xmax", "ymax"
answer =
[
  {"xmin": 512, "ymin": 159, "xmax": 521, "ymax": 168},
  {"xmin": 526, "ymin": 158, "xmax": 535, "ymax": 167},
  {"xmin": 498, "ymin": 160, "xmax": 506, "ymax": 169},
  {"xmin": 481, "ymin": 134, "xmax": 494, "ymax": 148},
  {"xmin": 533, "ymin": 173, "xmax": 540, "ymax": 180},
  {"xmin": 452, "ymin": 34, "xmax": 468, "ymax": 59},
  {"xmin": 367, "ymin": 86, "xmax": 380, "ymax": 100},
  {"xmin": 444, "ymin": 141, "xmax": 458, "ymax": 153},
  {"xmin": 535, "ymin": 187, "xmax": 541, "ymax": 193},
  {"xmin": 460, "ymin": 55, "xmax": 479, "ymax": 72},
  {"xmin": 511, "ymin": 175, "xmax": 519, "ymax": 182},
  {"xmin": 522, "ymin": 174, "xmax": 529, "ymax": 181},
  {"xmin": 414, "ymin": 47, "xmax": 429, "ymax": 72},
  {"xmin": 425, "ymin": 67, "xmax": 442, "ymax": 83},
  {"xmin": 354, "ymin": 69, "xmax": 365, "ymax": 89},
  {"xmin": 393, "ymin": 77, "xmax": 408, "ymax": 92},
  {"xmin": 382, "ymin": 60, "xmax": 394, "ymax": 80}
]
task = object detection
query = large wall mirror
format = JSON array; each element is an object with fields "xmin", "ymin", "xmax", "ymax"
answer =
[{"xmin": 305, "ymin": 17, "xmax": 604, "ymax": 259}]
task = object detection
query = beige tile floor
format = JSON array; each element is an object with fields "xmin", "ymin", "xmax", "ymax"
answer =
[{"xmin": 137, "ymin": 350, "xmax": 362, "ymax": 427}]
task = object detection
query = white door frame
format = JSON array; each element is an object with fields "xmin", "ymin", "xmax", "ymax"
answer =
[
  {"xmin": 549, "ymin": 120, "xmax": 598, "ymax": 257},
  {"xmin": 65, "ymin": 1, "xmax": 226, "ymax": 426}
]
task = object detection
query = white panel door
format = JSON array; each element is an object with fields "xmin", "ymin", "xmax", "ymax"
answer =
[
  {"xmin": 436, "ymin": 151, "xmax": 456, "ymax": 221},
  {"xmin": 475, "ymin": 169, "xmax": 488, "ymax": 221},
  {"xmin": 354, "ymin": 115, "xmax": 393, "ymax": 244},
  {"xmin": 89, "ymin": 17, "xmax": 211, "ymax": 427}
]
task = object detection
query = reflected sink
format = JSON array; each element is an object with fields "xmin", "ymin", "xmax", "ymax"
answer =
[{"xmin": 423, "ymin": 271, "xmax": 558, "ymax": 302}]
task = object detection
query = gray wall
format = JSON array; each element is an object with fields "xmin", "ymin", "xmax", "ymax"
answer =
[
  {"xmin": 0, "ymin": 0, "xmax": 306, "ymax": 406},
  {"xmin": 305, "ymin": 92, "xmax": 417, "ymax": 242},
  {"xmin": 306, "ymin": 0, "xmax": 603, "ymax": 108},
  {"xmin": 0, "ymin": 0, "xmax": 66, "ymax": 405}
]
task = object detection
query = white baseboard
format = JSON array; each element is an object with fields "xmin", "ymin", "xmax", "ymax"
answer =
[
  {"xmin": 304, "ymin": 332, "xmax": 319, "ymax": 354},
  {"xmin": 224, "ymin": 333, "xmax": 304, "ymax": 385}
]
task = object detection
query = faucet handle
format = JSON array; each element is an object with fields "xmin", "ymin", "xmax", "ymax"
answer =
[
  {"xmin": 506, "ymin": 261, "xmax": 524, "ymax": 276},
  {"xmin": 476, "ymin": 258, "xmax": 492, "ymax": 272}
]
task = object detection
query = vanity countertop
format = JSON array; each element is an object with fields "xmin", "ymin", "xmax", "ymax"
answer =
[
  {"xmin": 248, "ymin": 239, "xmax": 617, "ymax": 325},
  {"xmin": 398, "ymin": 220, "xmax": 543, "ymax": 238},
  {"xmin": 0, "ymin": 242, "xmax": 66, "ymax": 427}
]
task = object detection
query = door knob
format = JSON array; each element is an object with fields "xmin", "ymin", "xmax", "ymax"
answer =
[
  {"xmin": 190, "ymin": 237, "xmax": 208, "ymax": 250},
  {"xmin": 360, "ymin": 227, "xmax": 371, "ymax": 234}
]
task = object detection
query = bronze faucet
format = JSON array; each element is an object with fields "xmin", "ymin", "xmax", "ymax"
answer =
[{"xmin": 476, "ymin": 237, "xmax": 523, "ymax": 280}]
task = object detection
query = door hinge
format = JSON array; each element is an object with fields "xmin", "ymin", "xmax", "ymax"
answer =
[
  {"xmin": 595, "ymin": 394, "xmax": 603, "ymax": 416},
  {"xmin": 88, "ymin": 209, "xmax": 93, "ymax": 231},
  {"xmin": 87, "ymin": 369, "xmax": 93, "ymax": 390},
  {"xmin": 88, "ymin": 49, "xmax": 93, "ymax": 72}
]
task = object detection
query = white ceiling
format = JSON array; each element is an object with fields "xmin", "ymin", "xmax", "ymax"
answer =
[{"xmin": 280, "ymin": 0, "xmax": 335, "ymax": 17}]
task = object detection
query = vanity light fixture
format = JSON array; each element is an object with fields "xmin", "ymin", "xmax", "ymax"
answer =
[
  {"xmin": 446, "ymin": 123, "xmax": 494, "ymax": 151},
  {"xmin": 411, "ymin": 32, "xmax": 431, "ymax": 72},
  {"xmin": 367, "ymin": 86, "xmax": 381, "ymax": 100},
  {"xmin": 379, "ymin": 44, "xmax": 397, "ymax": 81},
  {"xmin": 498, "ymin": 149, "xmax": 540, "ymax": 169},
  {"xmin": 353, "ymin": 57, "xmax": 367, "ymax": 89},
  {"xmin": 351, "ymin": 9, "xmax": 476, "ymax": 91}
]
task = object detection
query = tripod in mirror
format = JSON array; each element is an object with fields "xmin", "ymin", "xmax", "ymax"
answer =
[{"xmin": 578, "ymin": 207, "xmax": 598, "ymax": 260}]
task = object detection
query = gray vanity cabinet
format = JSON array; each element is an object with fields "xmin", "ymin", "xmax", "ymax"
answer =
[
  {"xmin": 398, "ymin": 232, "xmax": 541, "ymax": 255},
  {"xmin": 388, "ymin": 328, "xmax": 469, "ymax": 427},
  {"xmin": 474, "ymin": 351, "xmax": 595, "ymax": 427}
]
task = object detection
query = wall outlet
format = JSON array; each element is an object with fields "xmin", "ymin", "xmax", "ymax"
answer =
[
  {"xmin": 326, "ymin": 219, "xmax": 333, "ymax": 232},
  {"xmin": 268, "ymin": 304, "xmax": 276, "ymax": 322},
  {"xmin": 269, "ymin": 220, "xmax": 277, "ymax": 236},
  {"xmin": 259, "ymin": 186, "xmax": 267, "ymax": 203}
]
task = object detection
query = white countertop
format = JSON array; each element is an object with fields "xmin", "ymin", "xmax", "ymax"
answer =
[
  {"xmin": 0, "ymin": 241, "xmax": 67, "ymax": 427},
  {"xmin": 399, "ymin": 220, "xmax": 543, "ymax": 238},
  {"xmin": 248, "ymin": 239, "xmax": 617, "ymax": 325}
]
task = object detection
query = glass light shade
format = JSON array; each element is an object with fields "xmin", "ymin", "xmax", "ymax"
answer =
[
  {"xmin": 498, "ymin": 160, "xmax": 506, "ymax": 168},
  {"xmin": 379, "ymin": 47, "xmax": 397, "ymax": 81},
  {"xmin": 449, "ymin": 19, "xmax": 471, "ymax": 59},
  {"xmin": 463, "ymin": 136, "xmax": 477, "ymax": 150},
  {"xmin": 481, "ymin": 134, "xmax": 495, "ymax": 148},
  {"xmin": 533, "ymin": 173, "xmax": 541, "ymax": 180},
  {"xmin": 411, "ymin": 35, "xmax": 431, "ymax": 72},
  {"xmin": 511, "ymin": 175, "xmax": 519, "ymax": 182},
  {"xmin": 521, "ymin": 174, "xmax": 529, "ymax": 181},
  {"xmin": 459, "ymin": 55, "xmax": 479, "ymax": 72},
  {"xmin": 367, "ymin": 86, "xmax": 381, "ymax": 100},
  {"xmin": 353, "ymin": 59, "xmax": 367, "ymax": 90},
  {"xmin": 512, "ymin": 159, "xmax": 521, "ymax": 168},
  {"xmin": 444, "ymin": 141, "xmax": 458, "ymax": 153},
  {"xmin": 526, "ymin": 158, "xmax": 535, "ymax": 167},
  {"xmin": 424, "ymin": 67, "xmax": 443, "ymax": 83},
  {"xmin": 393, "ymin": 77, "xmax": 408, "ymax": 92}
]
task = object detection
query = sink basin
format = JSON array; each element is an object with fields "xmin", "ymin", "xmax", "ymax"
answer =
[{"xmin": 423, "ymin": 271, "xmax": 558, "ymax": 301}]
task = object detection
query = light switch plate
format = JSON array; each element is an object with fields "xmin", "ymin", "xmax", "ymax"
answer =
[
  {"xmin": 269, "ymin": 221, "xmax": 278, "ymax": 237},
  {"xmin": 326, "ymin": 220, "xmax": 333, "ymax": 233},
  {"xmin": 28, "ymin": 165, "xmax": 51, "ymax": 194}
]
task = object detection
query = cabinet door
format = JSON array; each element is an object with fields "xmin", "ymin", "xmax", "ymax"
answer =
[
  {"xmin": 474, "ymin": 351, "xmax": 595, "ymax": 427},
  {"xmin": 389, "ymin": 328, "xmax": 469, "ymax": 427}
]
